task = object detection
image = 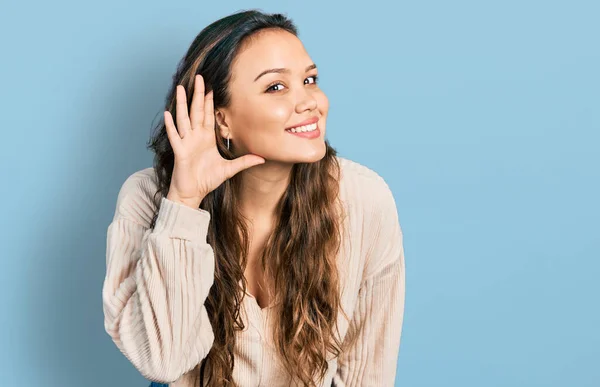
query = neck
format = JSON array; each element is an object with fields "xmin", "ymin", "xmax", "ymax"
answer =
[{"xmin": 237, "ymin": 160, "xmax": 293, "ymax": 224}]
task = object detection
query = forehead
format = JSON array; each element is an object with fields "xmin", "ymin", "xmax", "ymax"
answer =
[{"xmin": 231, "ymin": 29, "xmax": 312, "ymax": 80}]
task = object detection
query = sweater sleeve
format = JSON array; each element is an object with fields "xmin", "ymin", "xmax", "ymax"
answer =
[
  {"xmin": 102, "ymin": 171, "xmax": 216, "ymax": 383},
  {"xmin": 334, "ymin": 180, "xmax": 406, "ymax": 387}
]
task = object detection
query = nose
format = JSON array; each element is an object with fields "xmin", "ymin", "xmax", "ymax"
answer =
[{"xmin": 294, "ymin": 88, "xmax": 318, "ymax": 114}]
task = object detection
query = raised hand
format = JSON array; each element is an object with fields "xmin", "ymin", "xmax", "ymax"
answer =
[{"xmin": 164, "ymin": 74, "xmax": 266, "ymax": 208}]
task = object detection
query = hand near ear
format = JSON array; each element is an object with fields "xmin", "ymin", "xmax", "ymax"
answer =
[{"xmin": 164, "ymin": 74, "xmax": 266, "ymax": 208}]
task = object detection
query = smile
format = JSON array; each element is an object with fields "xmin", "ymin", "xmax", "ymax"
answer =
[{"xmin": 285, "ymin": 123, "xmax": 318, "ymax": 133}]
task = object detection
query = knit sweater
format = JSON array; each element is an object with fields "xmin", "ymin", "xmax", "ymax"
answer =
[{"xmin": 102, "ymin": 156, "xmax": 405, "ymax": 387}]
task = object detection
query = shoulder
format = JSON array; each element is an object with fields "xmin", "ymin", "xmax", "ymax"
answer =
[
  {"xmin": 335, "ymin": 156, "xmax": 403, "ymax": 278},
  {"xmin": 111, "ymin": 167, "xmax": 161, "ymax": 228},
  {"xmin": 336, "ymin": 155, "xmax": 396, "ymax": 213}
]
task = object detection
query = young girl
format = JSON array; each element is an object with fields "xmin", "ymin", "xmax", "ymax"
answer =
[{"xmin": 102, "ymin": 9, "xmax": 405, "ymax": 387}]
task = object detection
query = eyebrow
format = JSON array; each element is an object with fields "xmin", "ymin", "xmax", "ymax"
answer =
[{"xmin": 253, "ymin": 64, "xmax": 317, "ymax": 82}]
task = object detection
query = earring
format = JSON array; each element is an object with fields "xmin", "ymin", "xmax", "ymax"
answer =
[{"xmin": 226, "ymin": 133, "xmax": 230, "ymax": 150}]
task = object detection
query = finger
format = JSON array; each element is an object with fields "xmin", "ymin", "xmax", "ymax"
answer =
[
  {"xmin": 189, "ymin": 75, "xmax": 205, "ymax": 130},
  {"xmin": 164, "ymin": 111, "xmax": 182, "ymax": 153},
  {"xmin": 224, "ymin": 154, "xmax": 266, "ymax": 179},
  {"xmin": 175, "ymin": 85, "xmax": 191, "ymax": 138},
  {"xmin": 204, "ymin": 90, "xmax": 215, "ymax": 130}
]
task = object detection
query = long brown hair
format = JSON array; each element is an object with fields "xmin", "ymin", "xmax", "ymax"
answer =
[{"xmin": 147, "ymin": 9, "xmax": 355, "ymax": 386}]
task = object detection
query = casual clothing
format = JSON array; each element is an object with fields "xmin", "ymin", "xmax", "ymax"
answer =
[{"xmin": 102, "ymin": 156, "xmax": 405, "ymax": 386}]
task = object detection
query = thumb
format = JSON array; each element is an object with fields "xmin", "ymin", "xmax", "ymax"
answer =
[{"xmin": 224, "ymin": 154, "xmax": 266, "ymax": 179}]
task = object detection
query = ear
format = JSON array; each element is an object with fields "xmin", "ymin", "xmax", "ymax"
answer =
[{"xmin": 215, "ymin": 109, "xmax": 233, "ymax": 140}]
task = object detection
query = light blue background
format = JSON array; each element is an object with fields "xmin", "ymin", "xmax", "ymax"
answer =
[{"xmin": 1, "ymin": 0, "xmax": 598, "ymax": 386}]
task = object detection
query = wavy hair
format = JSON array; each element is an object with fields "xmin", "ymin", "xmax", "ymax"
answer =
[{"xmin": 147, "ymin": 9, "xmax": 355, "ymax": 386}]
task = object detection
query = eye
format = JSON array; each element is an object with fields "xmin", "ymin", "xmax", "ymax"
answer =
[
  {"xmin": 266, "ymin": 82, "xmax": 285, "ymax": 93},
  {"xmin": 305, "ymin": 75, "xmax": 319, "ymax": 85}
]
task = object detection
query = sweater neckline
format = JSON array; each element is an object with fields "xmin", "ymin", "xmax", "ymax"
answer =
[{"xmin": 243, "ymin": 289, "xmax": 275, "ymax": 312}]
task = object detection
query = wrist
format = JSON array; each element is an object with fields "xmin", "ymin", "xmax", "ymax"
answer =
[{"xmin": 166, "ymin": 191, "xmax": 203, "ymax": 209}]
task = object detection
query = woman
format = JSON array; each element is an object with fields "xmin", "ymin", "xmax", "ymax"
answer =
[{"xmin": 102, "ymin": 9, "xmax": 405, "ymax": 387}]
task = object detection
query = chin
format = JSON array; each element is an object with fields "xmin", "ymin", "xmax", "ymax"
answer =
[
  {"xmin": 292, "ymin": 145, "xmax": 327, "ymax": 164},
  {"xmin": 264, "ymin": 138, "xmax": 327, "ymax": 164}
]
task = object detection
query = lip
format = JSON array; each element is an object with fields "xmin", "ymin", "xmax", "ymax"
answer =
[{"xmin": 285, "ymin": 116, "xmax": 319, "ymax": 131}]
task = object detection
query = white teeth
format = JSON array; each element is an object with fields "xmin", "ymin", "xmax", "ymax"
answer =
[{"xmin": 287, "ymin": 123, "xmax": 317, "ymax": 133}]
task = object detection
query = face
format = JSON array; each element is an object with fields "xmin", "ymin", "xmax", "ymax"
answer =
[{"xmin": 216, "ymin": 28, "xmax": 329, "ymax": 164}]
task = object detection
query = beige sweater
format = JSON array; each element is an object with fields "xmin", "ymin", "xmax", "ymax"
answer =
[{"xmin": 102, "ymin": 156, "xmax": 405, "ymax": 387}]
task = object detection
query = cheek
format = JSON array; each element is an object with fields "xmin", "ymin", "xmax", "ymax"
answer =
[
  {"xmin": 267, "ymin": 102, "xmax": 293, "ymax": 125},
  {"xmin": 316, "ymin": 91, "xmax": 329, "ymax": 115},
  {"xmin": 237, "ymin": 97, "xmax": 293, "ymax": 129}
]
